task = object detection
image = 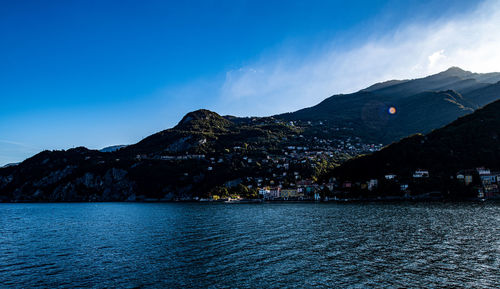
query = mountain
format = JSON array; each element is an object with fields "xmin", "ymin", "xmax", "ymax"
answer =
[
  {"xmin": 328, "ymin": 99, "xmax": 500, "ymax": 197},
  {"xmin": 1, "ymin": 163, "xmax": 19, "ymax": 168},
  {"xmin": 462, "ymin": 81, "xmax": 500, "ymax": 107},
  {"xmin": 0, "ymin": 110, "xmax": 349, "ymax": 202},
  {"xmin": 278, "ymin": 67, "xmax": 500, "ymax": 143},
  {"xmin": 100, "ymin": 145, "xmax": 128, "ymax": 153},
  {"xmin": 1, "ymin": 67, "xmax": 500, "ymax": 202}
]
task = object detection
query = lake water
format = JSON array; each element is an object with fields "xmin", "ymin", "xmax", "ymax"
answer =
[{"xmin": 1, "ymin": 202, "xmax": 499, "ymax": 288}]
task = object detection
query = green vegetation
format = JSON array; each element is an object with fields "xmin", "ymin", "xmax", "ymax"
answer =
[
  {"xmin": 209, "ymin": 184, "xmax": 258, "ymax": 199},
  {"xmin": 328, "ymin": 99, "xmax": 500, "ymax": 198},
  {"xmin": 2, "ymin": 68, "xmax": 500, "ymax": 202}
]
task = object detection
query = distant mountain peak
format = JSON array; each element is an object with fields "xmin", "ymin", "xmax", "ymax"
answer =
[
  {"xmin": 436, "ymin": 66, "xmax": 471, "ymax": 78},
  {"xmin": 432, "ymin": 67, "xmax": 500, "ymax": 85},
  {"xmin": 176, "ymin": 109, "xmax": 232, "ymax": 131},
  {"xmin": 445, "ymin": 66, "xmax": 467, "ymax": 73},
  {"xmin": 100, "ymin": 145, "xmax": 128, "ymax": 153},
  {"xmin": 179, "ymin": 109, "xmax": 223, "ymax": 124}
]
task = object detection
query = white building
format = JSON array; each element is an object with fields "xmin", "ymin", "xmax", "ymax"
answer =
[
  {"xmin": 476, "ymin": 167, "xmax": 491, "ymax": 175},
  {"xmin": 385, "ymin": 174, "xmax": 397, "ymax": 180},
  {"xmin": 259, "ymin": 188, "xmax": 271, "ymax": 198},
  {"xmin": 413, "ymin": 169, "xmax": 429, "ymax": 178}
]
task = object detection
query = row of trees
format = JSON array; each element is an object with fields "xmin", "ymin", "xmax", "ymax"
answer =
[{"xmin": 209, "ymin": 184, "xmax": 259, "ymax": 199}]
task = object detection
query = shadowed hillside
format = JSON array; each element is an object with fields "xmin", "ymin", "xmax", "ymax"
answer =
[
  {"xmin": 1, "ymin": 68, "xmax": 500, "ymax": 202},
  {"xmin": 329, "ymin": 99, "xmax": 500, "ymax": 196}
]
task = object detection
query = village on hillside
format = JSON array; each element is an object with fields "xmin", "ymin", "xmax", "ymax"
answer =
[
  {"xmin": 198, "ymin": 166, "xmax": 500, "ymax": 202},
  {"xmin": 131, "ymin": 115, "xmax": 499, "ymax": 202}
]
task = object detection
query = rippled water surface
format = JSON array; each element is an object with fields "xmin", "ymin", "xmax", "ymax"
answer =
[{"xmin": 1, "ymin": 202, "xmax": 499, "ymax": 288}]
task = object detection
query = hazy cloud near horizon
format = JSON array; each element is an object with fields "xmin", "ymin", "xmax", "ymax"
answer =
[{"xmin": 207, "ymin": 0, "xmax": 500, "ymax": 117}]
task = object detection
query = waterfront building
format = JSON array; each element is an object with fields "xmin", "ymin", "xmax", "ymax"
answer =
[
  {"xmin": 269, "ymin": 187, "xmax": 281, "ymax": 199},
  {"xmin": 465, "ymin": 175, "xmax": 473, "ymax": 185},
  {"xmin": 280, "ymin": 189, "xmax": 301, "ymax": 199},
  {"xmin": 259, "ymin": 188, "xmax": 271, "ymax": 199},
  {"xmin": 480, "ymin": 173, "xmax": 497, "ymax": 185},
  {"xmin": 456, "ymin": 170, "xmax": 474, "ymax": 185},
  {"xmin": 413, "ymin": 169, "xmax": 429, "ymax": 178},
  {"xmin": 325, "ymin": 183, "xmax": 335, "ymax": 191},
  {"xmin": 368, "ymin": 179, "xmax": 378, "ymax": 191},
  {"xmin": 476, "ymin": 167, "xmax": 491, "ymax": 175}
]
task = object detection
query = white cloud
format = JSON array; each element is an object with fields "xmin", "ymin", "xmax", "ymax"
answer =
[
  {"xmin": 428, "ymin": 50, "xmax": 446, "ymax": 69},
  {"xmin": 212, "ymin": 0, "xmax": 500, "ymax": 117}
]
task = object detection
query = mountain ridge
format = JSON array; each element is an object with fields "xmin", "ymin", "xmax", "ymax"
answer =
[
  {"xmin": 2, "ymin": 67, "xmax": 500, "ymax": 202},
  {"xmin": 276, "ymin": 67, "xmax": 500, "ymax": 143}
]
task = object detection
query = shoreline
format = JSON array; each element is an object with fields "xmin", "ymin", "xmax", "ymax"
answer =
[{"xmin": 1, "ymin": 197, "xmax": 499, "ymax": 204}]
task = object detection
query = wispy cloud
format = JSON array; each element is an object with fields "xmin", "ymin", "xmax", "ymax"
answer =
[
  {"xmin": 0, "ymin": 139, "xmax": 42, "ymax": 165},
  {"xmin": 0, "ymin": 139, "xmax": 40, "ymax": 150},
  {"xmin": 0, "ymin": 140, "xmax": 26, "ymax": 146},
  {"xmin": 212, "ymin": 0, "xmax": 500, "ymax": 117}
]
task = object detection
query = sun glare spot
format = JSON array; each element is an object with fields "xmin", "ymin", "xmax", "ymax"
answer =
[{"xmin": 388, "ymin": 107, "xmax": 397, "ymax": 115}]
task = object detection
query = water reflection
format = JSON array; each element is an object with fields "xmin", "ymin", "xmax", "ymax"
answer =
[{"xmin": 0, "ymin": 202, "xmax": 498, "ymax": 288}]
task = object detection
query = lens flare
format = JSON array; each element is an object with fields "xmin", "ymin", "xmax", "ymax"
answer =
[{"xmin": 388, "ymin": 106, "xmax": 397, "ymax": 115}]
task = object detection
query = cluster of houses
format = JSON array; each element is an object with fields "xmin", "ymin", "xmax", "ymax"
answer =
[
  {"xmin": 258, "ymin": 180, "xmax": 322, "ymax": 201},
  {"xmin": 255, "ymin": 167, "xmax": 500, "ymax": 201},
  {"xmin": 134, "ymin": 119, "xmax": 494, "ymax": 200},
  {"xmin": 225, "ymin": 134, "xmax": 383, "ymax": 189},
  {"xmin": 134, "ymin": 118, "xmax": 385, "ymax": 195},
  {"xmin": 158, "ymin": 154, "xmax": 206, "ymax": 161},
  {"xmin": 338, "ymin": 167, "xmax": 499, "ymax": 199},
  {"xmin": 256, "ymin": 168, "xmax": 437, "ymax": 201},
  {"xmin": 340, "ymin": 178, "xmax": 381, "ymax": 191},
  {"xmin": 456, "ymin": 167, "xmax": 499, "ymax": 198}
]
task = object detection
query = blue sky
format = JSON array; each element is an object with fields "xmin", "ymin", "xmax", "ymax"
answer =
[{"xmin": 0, "ymin": 0, "xmax": 496, "ymax": 165}]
